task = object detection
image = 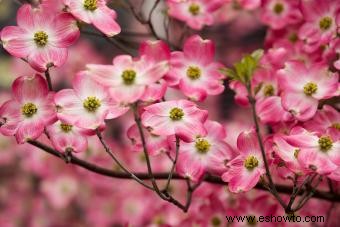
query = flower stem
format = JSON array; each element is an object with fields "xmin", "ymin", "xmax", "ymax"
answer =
[{"xmin": 247, "ymin": 85, "xmax": 287, "ymax": 209}]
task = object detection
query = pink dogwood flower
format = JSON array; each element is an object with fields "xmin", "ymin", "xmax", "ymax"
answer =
[
  {"xmin": 86, "ymin": 40, "xmax": 170, "ymax": 105},
  {"xmin": 277, "ymin": 61, "xmax": 338, "ymax": 121},
  {"xmin": 304, "ymin": 105, "xmax": 340, "ymax": 141},
  {"xmin": 127, "ymin": 124, "xmax": 170, "ymax": 156},
  {"xmin": 273, "ymin": 134, "xmax": 304, "ymax": 174},
  {"xmin": 260, "ymin": 0, "xmax": 302, "ymax": 30},
  {"xmin": 46, "ymin": 120, "xmax": 88, "ymax": 153},
  {"xmin": 64, "ymin": 0, "xmax": 121, "ymax": 37},
  {"xmin": 176, "ymin": 120, "xmax": 233, "ymax": 181},
  {"xmin": 222, "ymin": 130, "xmax": 266, "ymax": 193},
  {"xmin": 0, "ymin": 74, "xmax": 56, "ymax": 143},
  {"xmin": 165, "ymin": 35, "xmax": 225, "ymax": 101},
  {"xmin": 298, "ymin": 0, "xmax": 340, "ymax": 52},
  {"xmin": 54, "ymin": 71, "xmax": 128, "ymax": 130},
  {"xmin": 141, "ymin": 100, "xmax": 208, "ymax": 142},
  {"xmin": 166, "ymin": 0, "xmax": 225, "ymax": 30},
  {"xmin": 0, "ymin": 4, "xmax": 80, "ymax": 72},
  {"xmin": 284, "ymin": 127, "xmax": 339, "ymax": 176}
]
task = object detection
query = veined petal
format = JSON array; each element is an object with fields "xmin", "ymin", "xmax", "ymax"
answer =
[
  {"xmin": 90, "ymin": 7, "xmax": 121, "ymax": 37},
  {"xmin": 51, "ymin": 13, "xmax": 80, "ymax": 47},
  {"xmin": 12, "ymin": 74, "xmax": 49, "ymax": 102},
  {"xmin": 28, "ymin": 47, "xmax": 68, "ymax": 72}
]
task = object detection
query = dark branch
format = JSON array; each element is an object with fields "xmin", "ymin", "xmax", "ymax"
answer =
[{"xmin": 26, "ymin": 140, "xmax": 340, "ymax": 203}]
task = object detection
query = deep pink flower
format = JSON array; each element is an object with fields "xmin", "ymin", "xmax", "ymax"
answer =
[
  {"xmin": 222, "ymin": 130, "xmax": 266, "ymax": 193},
  {"xmin": 284, "ymin": 127, "xmax": 339, "ymax": 175},
  {"xmin": 260, "ymin": 0, "xmax": 302, "ymax": 29},
  {"xmin": 64, "ymin": 0, "xmax": 121, "ymax": 37},
  {"xmin": 256, "ymin": 96, "xmax": 292, "ymax": 124},
  {"xmin": 278, "ymin": 61, "xmax": 338, "ymax": 121},
  {"xmin": 46, "ymin": 120, "xmax": 88, "ymax": 153},
  {"xmin": 298, "ymin": 0, "xmax": 340, "ymax": 52},
  {"xmin": 0, "ymin": 4, "xmax": 80, "ymax": 72},
  {"xmin": 141, "ymin": 100, "xmax": 208, "ymax": 142},
  {"xmin": 0, "ymin": 74, "xmax": 56, "ymax": 143},
  {"xmin": 87, "ymin": 40, "xmax": 170, "ymax": 105},
  {"xmin": 54, "ymin": 71, "xmax": 128, "ymax": 130},
  {"xmin": 127, "ymin": 124, "xmax": 170, "ymax": 156},
  {"xmin": 166, "ymin": 0, "xmax": 225, "ymax": 30},
  {"xmin": 165, "ymin": 35, "xmax": 224, "ymax": 101},
  {"xmin": 273, "ymin": 134, "xmax": 304, "ymax": 174},
  {"xmin": 304, "ymin": 105, "xmax": 340, "ymax": 141},
  {"xmin": 176, "ymin": 120, "xmax": 233, "ymax": 181}
]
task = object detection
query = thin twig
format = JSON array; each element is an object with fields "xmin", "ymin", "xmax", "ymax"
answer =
[
  {"xmin": 293, "ymin": 176, "xmax": 323, "ymax": 212},
  {"xmin": 132, "ymin": 103, "xmax": 168, "ymax": 199},
  {"xmin": 95, "ymin": 130, "xmax": 154, "ymax": 190},
  {"xmin": 163, "ymin": 136, "xmax": 180, "ymax": 192},
  {"xmin": 44, "ymin": 68, "xmax": 53, "ymax": 91},
  {"xmin": 247, "ymin": 85, "xmax": 287, "ymax": 209},
  {"xmin": 81, "ymin": 30, "xmax": 136, "ymax": 55},
  {"xmin": 25, "ymin": 140, "xmax": 340, "ymax": 203}
]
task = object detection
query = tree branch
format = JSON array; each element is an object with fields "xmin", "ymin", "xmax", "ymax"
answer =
[{"xmin": 26, "ymin": 140, "xmax": 340, "ymax": 203}]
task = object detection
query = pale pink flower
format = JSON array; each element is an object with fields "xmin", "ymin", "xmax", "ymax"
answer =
[
  {"xmin": 176, "ymin": 153, "xmax": 205, "ymax": 182},
  {"xmin": 0, "ymin": 4, "xmax": 80, "ymax": 72},
  {"xmin": 54, "ymin": 71, "xmax": 128, "ymax": 130},
  {"xmin": 64, "ymin": 0, "xmax": 121, "ymax": 36},
  {"xmin": 298, "ymin": 0, "xmax": 340, "ymax": 52},
  {"xmin": 278, "ymin": 61, "xmax": 338, "ymax": 121},
  {"xmin": 176, "ymin": 120, "xmax": 233, "ymax": 181},
  {"xmin": 222, "ymin": 130, "xmax": 266, "ymax": 193},
  {"xmin": 141, "ymin": 100, "xmax": 208, "ymax": 142},
  {"xmin": 46, "ymin": 120, "xmax": 88, "ymax": 153},
  {"xmin": 86, "ymin": 40, "xmax": 170, "ymax": 105},
  {"xmin": 166, "ymin": 0, "xmax": 225, "ymax": 30},
  {"xmin": 260, "ymin": 0, "xmax": 302, "ymax": 30},
  {"xmin": 165, "ymin": 35, "xmax": 224, "ymax": 101},
  {"xmin": 41, "ymin": 175, "xmax": 79, "ymax": 209},
  {"xmin": 0, "ymin": 74, "xmax": 56, "ymax": 143}
]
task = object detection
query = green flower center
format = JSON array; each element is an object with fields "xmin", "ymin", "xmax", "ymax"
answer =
[
  {"xmin": 84, "ymin": 0, "xmax": 97, "ymax": 11},
  {"xmin": 186, "ymin": 66, "xmax": 201, "ymax": 80},
  {"xmin": 303, "ymin": 82, "xmax": 317, "ymax": 96},
  {"xmin": 244, "ymin": 156, "xmax": 259, "ymax": 170},
  {"xmin": 294, "ymin": 149, "xmax": 300, "ymax": 159},
  {"xmin": 263, "ymin": 84, "xmax": 275, "ymax": 97},
  {"xmin": 83, "ymin": 96, "xmax": 101, "ymax": 112},
  {"xmin": 331, "ymin": 123, "xmax": 340, "ymax": 131},
  {"xmin": 318, "ymin": 136, "xmax": 333, "ymax": 152},
  {"xmin": 211, "ymin": 216, "xmax": 222, "ymax": 226},
  {"xmin": 195, "ymin": 138, "xmax": 211, "ymax": 154},
  {"xmin": 273, "ymin": 3, "xmax": 284, "ymax": 14},
  {"xmin": 34, "ymin": 31, "xmax": 48, "ymax": 47},
  {"xmin": 21, "ymin": 103, "xmax": 38, "ymax": 118},
  {"xmin": 169, "ymin": 107, "xmax": 184, "ymax": 121},
  {"xmin": 188, "ymin": 3, "xmax": 200, "ymax": 16},
  {"xmin": 289, "ymin": 33, "xmax": 298, "ymax": 43},
  {"xmin": 60, "ymin": 123, "xmax": 73, "ymax": 133},
  {"xmin": 121, "ymin": 69, "xmax": 136, "ymax": 85},
  {"xmin": 319, "ymin": 16, "xmax": 332, "ymax": 31}
]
